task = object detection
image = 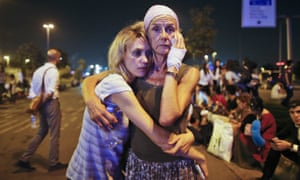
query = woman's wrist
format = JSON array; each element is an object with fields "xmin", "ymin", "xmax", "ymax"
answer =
[
  {"xmin": 166, "ymin": 67, "xmax": 179, "ymax": 79},
  {"xmin": 167, "ymin": 66, "xmax": 178, "ymax": 73},
  {"xmin": 290, "ymin": 143, "xmax": 299, "ymax": 152}
]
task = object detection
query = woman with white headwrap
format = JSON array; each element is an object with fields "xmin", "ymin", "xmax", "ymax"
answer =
[{"xmin": 125, "ymin": 5, "xmax": 205, "ymax": 179}]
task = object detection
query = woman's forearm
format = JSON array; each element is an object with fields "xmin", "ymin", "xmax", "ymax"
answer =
[
  {"xmin": 82, "ymin": 72, "xmax": 110, "ymax": 104},
  {"xmin": 82, "ymin": 71, "xmax": 118, "ymax": 127},
  {"xmin": 112, "ymin": 92, "xmax": 172, "ymax": 148},
  {"xmin": 159, "ymin": 67, "xmax": 199, "ymax": 126}
]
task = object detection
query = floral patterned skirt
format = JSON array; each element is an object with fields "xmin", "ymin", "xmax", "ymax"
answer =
[{"xmin": 126, "ymin": 150, "xmax": 198, "ymax": 180}]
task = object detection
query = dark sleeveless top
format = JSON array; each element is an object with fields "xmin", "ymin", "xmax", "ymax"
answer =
[{"xmin": 130, "ymin": 64, "xmax": 191, "ymax": 162}]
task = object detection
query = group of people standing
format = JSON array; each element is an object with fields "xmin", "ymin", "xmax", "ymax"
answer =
[{"xmin": 14, "ymin": 3, "xmax": 298, "ymax": 180}]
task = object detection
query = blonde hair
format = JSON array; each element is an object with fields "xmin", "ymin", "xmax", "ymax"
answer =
[{"xmin": 108, "ymin": 21, "xmax": 150, "ymax": 82}]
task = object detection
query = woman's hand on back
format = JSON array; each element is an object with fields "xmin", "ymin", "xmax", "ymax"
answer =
[{"xmin": 86, "ymin": 97, "xmax": 118, "ymax": 129}]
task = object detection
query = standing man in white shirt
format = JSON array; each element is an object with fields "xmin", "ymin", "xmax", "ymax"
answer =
[{"xmin": 16, "ymin": 49, "xmax": 67, "ymax": 172}]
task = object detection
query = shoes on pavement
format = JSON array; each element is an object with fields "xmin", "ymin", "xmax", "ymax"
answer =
[
  {"xmin": 48, "ymin": 162, "xmax": 68, "ymax": 172},
  {"xmin": 16, "ymin": 160, "xmax": 36, "ymax": 171}
]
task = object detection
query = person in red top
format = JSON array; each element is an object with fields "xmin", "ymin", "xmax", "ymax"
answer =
[
  {"xmin": 232, "ymin": 96, "xmax": 277, "ymax": 169},
  {"xmin": 210, "ymin": 85, "xmax": 227, "ymax": 115}
]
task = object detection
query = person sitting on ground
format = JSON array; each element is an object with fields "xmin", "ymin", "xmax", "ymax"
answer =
[
  {"xmin": 187, "ymin": 103, "xmax": 213, "ymax": 146},
  {"xmin": 260, "ymin": 100, "xmax": 300, "ymax": 180},
  {"xmin": 210, "ymin": 85, "xmax": 227, "ymax": 115},
  {"xmin": 231, "ymin": 96, "xmax": 277, "ymax": 170},
  {"xmin": 270, "ymin": 82, "xmax": 287, "ymax": 100},
  {"xmin": 225, "ymin": 84, "xmax": 238, "ymax": 115}
]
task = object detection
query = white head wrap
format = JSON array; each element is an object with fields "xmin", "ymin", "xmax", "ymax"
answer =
[{"xmin": 144, "ymin": 4, "xmax": 179, "ymax": 30}]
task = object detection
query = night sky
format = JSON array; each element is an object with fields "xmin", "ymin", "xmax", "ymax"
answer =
[{"xmin": 1, "ymin": 0, "xmax": 299, "ymax": 68}]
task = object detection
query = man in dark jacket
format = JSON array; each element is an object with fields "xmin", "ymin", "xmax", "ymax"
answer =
[{"xmin": 260, "ymin": 100, "xmax": 300, "ymax": 180}]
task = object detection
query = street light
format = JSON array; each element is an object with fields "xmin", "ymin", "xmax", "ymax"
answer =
[
  {"xmin": 212, "ymin": 51, "xmax": 217, "ymax": 61},
  {"xmin": 25, "ymin": 58, "xmax": 30, "ymax": 64},
  {"xmin": 204, "ymin": 54, "xmax": 209, "ymax": 62},
  {"xmin": 43, "ymin": 23, "xmax": 54, "ymax": 50},
  {"xmin": 3, "ymin": 55, "xmax": 10, "ymax": 67}
]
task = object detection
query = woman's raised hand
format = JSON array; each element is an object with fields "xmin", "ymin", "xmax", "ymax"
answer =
[{"xmin": 167, "ymin": 31, "xmax": 186, "ymax": 71}]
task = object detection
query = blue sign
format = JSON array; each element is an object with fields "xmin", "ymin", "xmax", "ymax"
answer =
[
  {"xmin": 250, "ymin": 0, "xmax": 272, "ymax": 6},
  {"xmin": 242, "ymin": 0, "xmax": 276, "ymax": 28}
]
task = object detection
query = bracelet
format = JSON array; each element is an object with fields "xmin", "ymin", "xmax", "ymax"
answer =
[
  {"xmin": 291, "ymin": 144, "xmax": 299, "ymax": 152},
  {"xmin": 166, "ymin": 71, "xmax": 177, "ymax": 78}
]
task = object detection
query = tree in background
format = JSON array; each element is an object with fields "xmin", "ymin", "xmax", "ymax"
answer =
[
  {"xmin": 14, "ymin": 43, "xmax": 44, "ymax": 70},
  {"xmin": 14, "ymin": 44, "xmax": 71, "ymax": 79},
  {"xmin": 56, "ymin": 50, "xmax": 72, "ymax": 79},
  {"xmin": 74, "ymin": 58, "xmax": 86, "ymax": 81},
  {"xmin": 185, "ymin": 5, "xmax": 216, "ymax": 64},
  {"xmin": 13, "ymin": 43, "xmax": 45, "ymax": 78},
  {"xmin": 56, "ymin": 50, "xmax": 69, "ymax": 69}
]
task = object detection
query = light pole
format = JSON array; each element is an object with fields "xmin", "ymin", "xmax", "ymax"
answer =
[
  {"xmin": 43, "ymin": 23, "xmax": 54, "ymax": 50},
  {"xmin": 277, "ymin": 15, "xmax": 300, "ymax": 61}
]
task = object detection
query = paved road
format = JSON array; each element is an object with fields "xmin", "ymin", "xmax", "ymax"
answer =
[
  {"xmin": 0, "ymin": 86, "xmax": 299, "ymax": 180},
  {"xmin": 0, "ymin": 87, "xmax": 85, "ymax": 180}
]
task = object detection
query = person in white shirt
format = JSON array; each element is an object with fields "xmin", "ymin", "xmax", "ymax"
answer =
[
  {"xmin": 270, "ymin": 82, "xmax": 287, "ymax": 100},
  {"xmin": 212, "ymin": 58, "xmax": 222, "ymax": 89},
  {"xmin": 199, "ymin": 61, "xmax": 213, "ymax": 87},
  {"xmin": 16, "ymin": 49, "xmax": 67, "ymax": 172},
  {"xmin": 224, "ymin": 66, "xmax": 240, "ymax": 85}
]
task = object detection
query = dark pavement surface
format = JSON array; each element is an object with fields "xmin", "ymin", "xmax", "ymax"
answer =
[{"xmin": 1, "ymin": 85, "xmax": 299, "ymax": 180}]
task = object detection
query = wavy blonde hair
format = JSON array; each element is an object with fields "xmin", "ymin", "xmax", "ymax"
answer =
[{"xmin": 108, "ymin": 21, "xmax": 151, "ymax": 82}]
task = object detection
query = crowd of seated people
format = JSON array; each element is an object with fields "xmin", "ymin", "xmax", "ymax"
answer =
[{"xmin": 186, "ymin": 59, "xmax": 299, "ymax": 179}]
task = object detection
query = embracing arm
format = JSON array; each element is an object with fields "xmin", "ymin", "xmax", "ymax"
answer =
[
  {"xmin": 112, "ymin": 90, "xmax": 208, "ymax": 175},
  {"xmin": 160, "ymin": 67, "xmax": 200, "ymax": 154},
  {"xmin": 159, "ymin": 67, "xmax": 200, "ymax": 126},
  {"xmin": 111, "ymin": 91, "xmax": 173, "ymax": 149},
  {"xmin": 166, "ymin": 131, "xmax": 208, "ymax": 178},
  {"xmin": 183, "ymin": 147, "xmax": 208, "ymax": 178},
  {"xmin": 81, "ymin": 72, "xmax": 117, "ymax": 128}
]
